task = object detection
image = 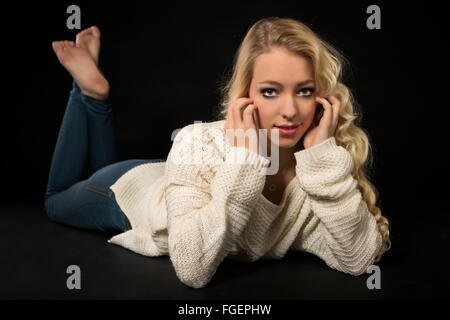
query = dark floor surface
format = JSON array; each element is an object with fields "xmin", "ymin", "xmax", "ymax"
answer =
[{"xmin": 1, "ymin": 202, "xmax": 449, "ymax": 300}]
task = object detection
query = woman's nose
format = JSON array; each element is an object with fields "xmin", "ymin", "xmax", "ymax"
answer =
[{"xmin": 280, "ymin": 96, "xmax": 298, "ymax": 119}]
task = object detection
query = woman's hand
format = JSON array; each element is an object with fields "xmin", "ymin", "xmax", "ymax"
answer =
[
  {"xmin": 303, "ymin": 95, "xmax": 341, "ymax": 149},
  {"xmin": 224, "ymin": 97, "xmax": 260, "ymax": 154}
]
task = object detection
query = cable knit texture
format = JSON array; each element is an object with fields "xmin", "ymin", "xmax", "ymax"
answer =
[{"xmin": 107, "ymin": 120, "xmax": 382, "ymax": 288}]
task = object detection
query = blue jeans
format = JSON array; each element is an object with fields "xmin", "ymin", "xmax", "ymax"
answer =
[{"xmin": 44, "ymin": 81, "xmax": 164, "ymax": 233}]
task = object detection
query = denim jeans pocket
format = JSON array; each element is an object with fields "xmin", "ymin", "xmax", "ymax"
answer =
[
  {"xmin": 86, "ymin": 169, "xmax": 114, "ymax": 198},
  {"xmin": 86, "ymin": 179, "xmax": 113, "ymax": 197}
]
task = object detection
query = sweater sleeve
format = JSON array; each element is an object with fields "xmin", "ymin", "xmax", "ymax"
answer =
[
  {"xmin": 164, "ymin": 124, "xmax": 270, "ymax": 288},
  {"xmin": 292, "ymin": 137, "xmax": 382, "ymax": 275}
]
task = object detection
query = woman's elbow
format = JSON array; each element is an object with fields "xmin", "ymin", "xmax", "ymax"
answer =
[
  {"xmin": 168, "ymin": 245, "xmax": 215, "ymax": 289},
  {"xmin": 171, "ymin": 259, "xmax": 212, "ymax": 289}
]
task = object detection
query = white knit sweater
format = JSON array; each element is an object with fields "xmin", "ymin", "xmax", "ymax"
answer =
[{"xmin": 107, "ymin": 119, "xmax": 382, "ymax": 288}]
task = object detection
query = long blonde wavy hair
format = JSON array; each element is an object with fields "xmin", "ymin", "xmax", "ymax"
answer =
[{"xmin": 215, "ymin": 17, "xmax": 391, "ymax": 263}]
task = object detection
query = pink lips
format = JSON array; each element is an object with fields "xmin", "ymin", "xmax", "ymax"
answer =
[{"xmin": 275, "ymin": 125, "xmax": 298, "ymax": 136}]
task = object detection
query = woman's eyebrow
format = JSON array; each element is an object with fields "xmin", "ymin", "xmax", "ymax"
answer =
[{"xmin": 258, "ymin": 80, "xmax": 315, "ymax": 86}]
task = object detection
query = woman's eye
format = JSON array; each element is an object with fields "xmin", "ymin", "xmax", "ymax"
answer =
[
  {"xmin": 299, "ymin": 88, "xmax": 314, "ymax": 96},
  {"xmin": 261, "ymin": 88, "xmax": 277, "ymax": 97},
  {"xmin": 260, "ymin": 87, "xmax": 315, "ymax": 98}
]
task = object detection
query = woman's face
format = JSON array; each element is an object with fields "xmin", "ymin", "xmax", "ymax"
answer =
[{"xmin": 248, "ymin": 46, "xmax": 317, "ymax": 150}]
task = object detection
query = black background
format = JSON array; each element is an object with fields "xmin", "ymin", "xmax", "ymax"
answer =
[{"xmin": 2, "ymin": 0, "xmax": 449, "ymax": 300}]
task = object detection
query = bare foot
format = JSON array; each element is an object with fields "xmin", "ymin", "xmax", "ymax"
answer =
[
  {"xmin": 52, "ymin": 40, "xmax": 109, "ymax": 100},
  {"xmin": 76, "ymin": 26, "xmax": 101, "ymax": 65}
]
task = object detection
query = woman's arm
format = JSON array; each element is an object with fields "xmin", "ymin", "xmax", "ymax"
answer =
[
  {"xmin": 165, "ymin": 124, "xmax": 270, "ymax": 288},
  {"xmin": 291, "ymin": 137, "xmax": 382, "ymax": 275}
]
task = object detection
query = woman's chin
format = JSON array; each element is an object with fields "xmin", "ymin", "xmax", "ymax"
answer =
[{"xmin": 269, "ymin": 138, "xmax": 301, "ymax": 150}]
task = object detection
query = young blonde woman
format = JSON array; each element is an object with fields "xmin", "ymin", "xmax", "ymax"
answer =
[{"xmin": 45, "ymin": 17, "xmax": 391, "ymax": 289}]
